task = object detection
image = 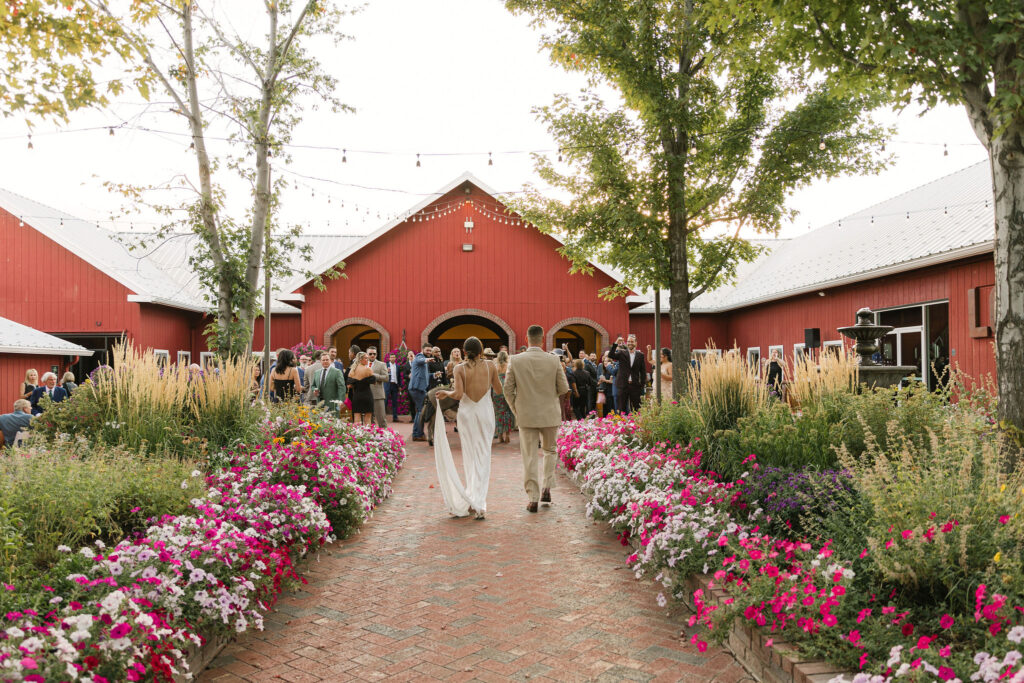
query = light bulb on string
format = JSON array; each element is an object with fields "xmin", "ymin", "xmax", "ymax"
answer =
[
  {"xmin": 818, "ymin": 140, "xmax": 826, "ymax": 151},
  {"xmin": 416, "ymin": 153, "xmax": 421, "ymax": 168},
  {"xmin": 488, "ymin": 152, "xmax": 493, "ymax": 166},
  {"xmin": 18, "ymin": 217, "xmax": 24, "ymax": 227},
  {"xmin": 943, "ymin": 143, "xmax": 949, "ymax": 157},
  {"xmin": 342, "ymin": 149, "xmax": 347, "ymax": 163},
  {"xmin": 881, "ymin": 140, "xmax": 886, "ymax": 152},
  {"xmin": 557, "ymin": 147, "xmax": 563, "ymax": 162},
  {"xmin": 27, "ymin": 135, "xmax": 33, "ymax": 150}
]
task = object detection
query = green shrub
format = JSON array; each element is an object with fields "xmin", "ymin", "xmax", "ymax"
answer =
[{"xmin": 0, "ymin": 442, "xmax": 205, "ymax": 576}]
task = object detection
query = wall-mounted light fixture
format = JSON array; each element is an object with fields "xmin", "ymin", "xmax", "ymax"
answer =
[
  {"xmin": 464, "ymin": 219, "xmax": 474, "ymax": 234},
  {"xmin": 462, "ymin": 243, "xmax": 474, "ymax": 252}
]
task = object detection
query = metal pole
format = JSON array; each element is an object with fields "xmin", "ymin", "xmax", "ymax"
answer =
[{"xmin": 653, "ymin": 288, "xmax": 662, "ymax": 404}]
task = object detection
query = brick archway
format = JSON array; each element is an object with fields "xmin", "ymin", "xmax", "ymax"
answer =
[
  {"xmin": 420, "ymin": 309, "xmax": 516, "ymax": 351},
  {"xmin": 546, "ymin": 317, "xmax": 610, "ymax": 353},
  {"xmin": 323, "ymin": 317, "xmax": 390, "ymax": 353}
]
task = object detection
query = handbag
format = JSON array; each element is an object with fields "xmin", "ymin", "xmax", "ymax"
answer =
[{"xmin": 596, "ymin": 392, "xmax": 605, "ymax": 405}]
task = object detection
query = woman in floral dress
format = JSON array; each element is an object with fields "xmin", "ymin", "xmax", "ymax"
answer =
[{"xmin": 492, "ymin": 350, "xmax": 515, "ymax": 442}]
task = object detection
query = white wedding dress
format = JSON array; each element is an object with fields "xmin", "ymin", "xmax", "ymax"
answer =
[{"xmin": 433, "ymin": 393, "xmax": 494, "ymax": 517}]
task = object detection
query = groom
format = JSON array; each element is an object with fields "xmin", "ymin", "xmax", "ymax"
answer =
[{"xmin": 503, "ymin": 324, "xmax": 570, "ymax": 513}]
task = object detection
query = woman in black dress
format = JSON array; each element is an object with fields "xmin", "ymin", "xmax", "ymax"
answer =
[
  {"xmin": 347, "ymin": 351, "xmax": 377, "ymax": 425},
  {"xmin": 270, "ymin": 349, "xmax": 302, "ymax": 402}
]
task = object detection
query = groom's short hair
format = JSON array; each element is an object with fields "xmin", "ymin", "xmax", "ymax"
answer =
[{"xmin": 526, "ymin": 325, "xmax": 544, "ymax": 344}]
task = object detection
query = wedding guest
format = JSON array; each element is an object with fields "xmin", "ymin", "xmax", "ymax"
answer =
[
  {"xmin": 560, "ymin": 354, "xmax": 576, "ymax": 421},
  {"xmin": 0, "ymin": 399, "xmax": 33, "ymax": 447},
  {"xmin": 367, "ymin": 346, "xmax": 389, "ymax": 428},
  {"xmin": 61, "ymin": 371, "xmax": 77, "ymax": 396},
  {"xmin": 517, "ymin": 345, "xmax": 527, "ymax": 354},
  {"xmin": 609, "ymin": 334, "xmax": 648, "ymax": 414},
  {"xmin": 571, "ymin": 359, "xmax": 595, "ymax": 420},
  {"xmin": 427, "ymin": 347, "xmax": 445, "ymax": 390},
  {"xmin": 20, "ymin": 369, "xmax": 38, "ymax": 401},
  {"xmin": 445, "ymin": 348, "xmax": 463, "ymax": 382},
  {"xmin": 647, "ymin": 346, "xmax": 673, "ymax": 401},
  {"xmin": 309, "ymin": 351, "xmax": 346, "ymax": 415},
  {"xmin": 409, "ymin": 350, "xmax": 430, "ymax": 441},
  {"xmin": 385, "ymin": 352, "xmax": 404, "ymax": 422},
  {"xmin": 596, "ymin": 354, "xmax": 614, "ymax": 417},
  {"xmin": 347, "ymin": 352, "xmax": 376, "ymax": 425},
  {"xmin": 581, "ymin": 350, "xmax": 598, "ymax": 412},
  {"xmin": 269, "ymin": 349, "xmax": 302, "ymax": 402},
  {"xmin": 328, "ymin": 346, "xmax": 345, "ymax": 372},
  {"xmin": 766, "ymin": 349, "xmax": 784, "ymax": 398},
  {"xmin": 29, "ymin": 372, "xmax": 68, "ymax": 415},
  {"xmin": 492, "ymin": 350, "xmax": 514, "ymax": 443},
  {"xmin": 297, "ymin": 354, "xmax": 312, "ymax": 391}
]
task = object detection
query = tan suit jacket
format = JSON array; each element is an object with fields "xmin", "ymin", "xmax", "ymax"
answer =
[
  {"xmin": 503, "ymin": 347, "xmax": 570, "ymax": 428},
  {"xmin": 370, "ymin": 360, "xmax": 388, "ymax": 399}
]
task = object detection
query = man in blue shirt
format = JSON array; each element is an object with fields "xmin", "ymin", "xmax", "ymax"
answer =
[
  {"xmin": 0, "ymin": 399, "xmax": 33, "ymax": 447},
  {"xmin": 408, "ymin": 349, "xmax": 430, "ymax": 441}
]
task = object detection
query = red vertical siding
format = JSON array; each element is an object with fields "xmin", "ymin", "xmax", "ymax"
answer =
[
  {"xmin": 299, "ymin": 185, "xmax": 629, "ymax": 351},
  {"xmin": 252, "ymin": 314, "xmax": 303, "ymax": 352},
  {"xmin": 1, "ymin": 353, "xmax": 67, "ymax": 407},
  {"xmin": 628, "ymin": 313, "xmax": 727, "ymax": 353},
  {"xmin": 0, "ymin": 208, "xmax": 135, "ymax": 336},
  {"xmin": 720, "ymin": 255, "xmax": 995, "ymax": 380},
  {"xmin": 135, "ymin": 304, "xmax": 204, "ymax": 358}
]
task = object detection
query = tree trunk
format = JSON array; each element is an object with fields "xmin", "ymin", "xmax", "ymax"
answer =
[
  {"xmin": 990, "ymin": 129, "xmax": 1024, "ymax": 452},
  {"xmin": 665, "ymin": 147, "xmax": 691, "ymax": 398}
]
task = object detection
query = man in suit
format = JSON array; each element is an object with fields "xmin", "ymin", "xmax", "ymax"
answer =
[
  {"xmin": 609, "ymin": 334, "xmax": 648, "ymax": 414},
  {"xmin": 384, "ymin": 352, "xmax": 405, "ymax": 422},
  {"xmin": 309, "ymin": 351, "xmax": 347, "ymax": 415},
  {"xmin": 0, "ymin": 399, "xmax": 33, "ymax": 447},
  {"xmin": 367, "ymin": 346, "xmax": 389, "ymax": 428},
  {"xmin": 408, "ymin": 349, "xmax": 430, "ymax": 441},
  {"xmin": 29, "ymin": 372, "xmax": 69, "ymax": 415},
  {"xmin": 422, "ymin": 385, "xmax": 459, "ymax": 447},
  {"xmin": 503, "ymin": 324, "xmax": 570, "ymax": 513}
]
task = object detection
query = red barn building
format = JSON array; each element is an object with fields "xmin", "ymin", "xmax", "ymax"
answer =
[{"xmin": 0, "ymin": 163, "xmax": 998, "ymax": 402}]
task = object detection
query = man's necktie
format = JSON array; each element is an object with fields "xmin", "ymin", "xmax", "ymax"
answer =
[{"xmin": 321, "ymin": 368, "xmax": 328, "ymax": 387}]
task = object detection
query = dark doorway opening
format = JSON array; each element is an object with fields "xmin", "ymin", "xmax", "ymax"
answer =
[{"xmin": 428, "ymin": 315, "xmax": 509, "ymax": 358}]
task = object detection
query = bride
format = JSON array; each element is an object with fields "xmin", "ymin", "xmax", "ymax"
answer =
[{"xmin": 433, "ymin": 337, "xmax": 503, "ymax": 520}]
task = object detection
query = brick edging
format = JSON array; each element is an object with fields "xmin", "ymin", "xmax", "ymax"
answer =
[{"xmin": 564, "ymin": 468, "xmax": 855, "ymax": 683}]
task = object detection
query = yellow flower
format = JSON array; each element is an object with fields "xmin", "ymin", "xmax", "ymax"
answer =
[
  {"xmin": 1000, "ymin": 484, "xmax": 1006, "ymax": 493},
  {"xmin": 994, "ymin": 552, "xmax": 1002, "ymax": 563}
]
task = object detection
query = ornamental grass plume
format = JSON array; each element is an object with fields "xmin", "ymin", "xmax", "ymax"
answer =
[
  {"xmin": 788, "ymin": 347, "xmax": 858, "ymax": 411},
  {"xmin": 686, "ymin": 347, "xmax": 768, "ymax": 434}
]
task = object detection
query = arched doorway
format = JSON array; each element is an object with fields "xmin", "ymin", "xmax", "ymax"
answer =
[
  {"xmin": 421, "ymin": 309, "xmax": 515, "ymax": 357},
  {"xmin": 547, "ymin": 317, "xmax": 610, "ymax": 358},
  {"xmin": 323, "ymin": 318, "xmax": 390, "ymax": 357}
]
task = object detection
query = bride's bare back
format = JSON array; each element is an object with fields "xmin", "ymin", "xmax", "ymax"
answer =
[{"xmin": 452, "ymin": 359, "xmax": 502, "ymax": 403}]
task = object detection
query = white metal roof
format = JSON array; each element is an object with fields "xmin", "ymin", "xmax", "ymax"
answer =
[
  {"xmin": 0, "ymin": 188, "xmax": 205, "ymax": 312},
  {"xmin": 0, "ymin": 316, "xmax": 94, "ymax": 356},
  {"xmin": 114, "ymin": 232, "xmax": 357, "ymax": 314},
  {"xmin": 631, "ymin": 161, "xmax": 994, "ymax": 314}
]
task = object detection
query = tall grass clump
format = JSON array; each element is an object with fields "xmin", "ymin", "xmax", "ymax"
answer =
[
  {"xmin": 687, "ymin": 349, "xmax": 769, "ymax": 434},
  {"xmin": 787, "ymin": 348, "xmax": 858, "ymax": 413},
  {"xmin": 32, "ymin": 342, "xmax": 260, "ymax": 455}
]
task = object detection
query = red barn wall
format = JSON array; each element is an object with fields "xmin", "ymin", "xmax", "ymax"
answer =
[
  {"xmin": 136, "ymin": 304, "xmax": 203, "ymax": 359},
  {"xmin": 721, "ymin": 254, "xmax": 995, "ymax": 380},
  {"xmin": 299, "ymin": 185, "xmax": 629, "ymax": 351},
  {"xmin": 628, "ymin": 313, "xmax": 727, "ymax": 354},
  {"xmin": 0, "ymin": 209, "xmax": 136, "ymax": 336},
  {"xmin": 1, "ymin": 354, "xmax": 68, "ymax": 407},
  {"xmin": 252, "ymin": 314, "xmax": 303, "ymax": 353}
]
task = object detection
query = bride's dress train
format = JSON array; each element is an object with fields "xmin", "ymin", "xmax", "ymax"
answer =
[{"xmin": 433, "ymin": 394, "xmax": 494, "ymax": 517}]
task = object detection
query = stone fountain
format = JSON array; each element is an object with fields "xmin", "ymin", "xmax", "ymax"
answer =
[{"xmin": 837, "ymin": 307, "xmax": 917, "ymax": 388}]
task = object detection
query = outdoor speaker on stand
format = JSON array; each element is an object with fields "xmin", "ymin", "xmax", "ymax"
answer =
[{"xmin": 804, "ymin": 328, "xmax": 821, "ymax": 362}]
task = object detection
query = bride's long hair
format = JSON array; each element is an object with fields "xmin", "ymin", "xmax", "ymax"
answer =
[{"xmin": 463, "ymin": 336, "xmax": 483, "ymax": 366}]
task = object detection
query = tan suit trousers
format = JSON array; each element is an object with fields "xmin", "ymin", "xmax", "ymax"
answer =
[{"xmin": 518, "ymin": 425, "xmax": 558, "ymax": 502}]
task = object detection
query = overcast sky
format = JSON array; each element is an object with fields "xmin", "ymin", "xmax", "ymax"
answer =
[{"xmin": 0, "ymin": 0, "xmax": 990, "ymax": 241}]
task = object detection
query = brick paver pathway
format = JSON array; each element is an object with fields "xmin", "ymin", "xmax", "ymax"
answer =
[{"xmin": 200, "ymin": 419, "xmax": 751, "ymax": 682}]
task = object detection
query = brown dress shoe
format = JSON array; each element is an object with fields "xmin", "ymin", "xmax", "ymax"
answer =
[
  {"xmin": 412, "ymin": 436, "xmax": 427, "ymax": 442},
  {"xmin": 526, "ymin": 502, "xmax": 539, "ymax": 513},
  {"xmin": 541, "ymin": 489, "xmax": 551, "ymax": 503}
]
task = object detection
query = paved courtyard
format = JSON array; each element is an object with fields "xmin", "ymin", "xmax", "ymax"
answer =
[{"xmin": 199, "ymin": 419, "xmax": 750, "ymax": 682}]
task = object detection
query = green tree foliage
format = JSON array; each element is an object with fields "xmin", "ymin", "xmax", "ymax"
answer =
[
  {"xmin": 505, "ymin": 0, "xmax": 889, "ymax": 395},
  {"xmin": 712, "ymin": 0, "xmax": 1024, "ymax": 439},
  {"xmin": 92, "ymin": 0, "xmax": 348, "ymax": 356},
  {"xmin": 0, "ymin": 0, "xmax": 141, "ymax": 121}
]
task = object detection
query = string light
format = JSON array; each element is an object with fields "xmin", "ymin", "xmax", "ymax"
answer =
[
  {"xmin": 557, "ymin": 147, "xmax": 563, "ymax": 162},
  {"xmin": 415, "ymin": 153, "xmax": 421, "ymax": 168},
  {"xmin": 18, "ymin": 216, "xmax": 24, "ymax": 227},
  {"xmin": 27, "ymin": 134, "xmax": 33, "ymax": 150},
  {"xmin": 488, "ymin": 152, "xmax": 493, "ymax": 166},
  {"xmin": 818, "ymin": 140, "xmax": 826, "ymax": 150},
  {"xmin": 342, "ymin": 149, "xmax": 347, "ymax": 163},
  {"xmin": 944, "ymin": 143, "xmax": 949, "ymax": 157}
]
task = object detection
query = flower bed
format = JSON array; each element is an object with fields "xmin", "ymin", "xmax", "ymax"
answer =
[
  {"xmin": 557, "ymin": 416, "xmax": 1024, "ymax": 683},
  {"xmin": 0, "ymin": 413, "xmax": 405, "ymax": 681}
]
